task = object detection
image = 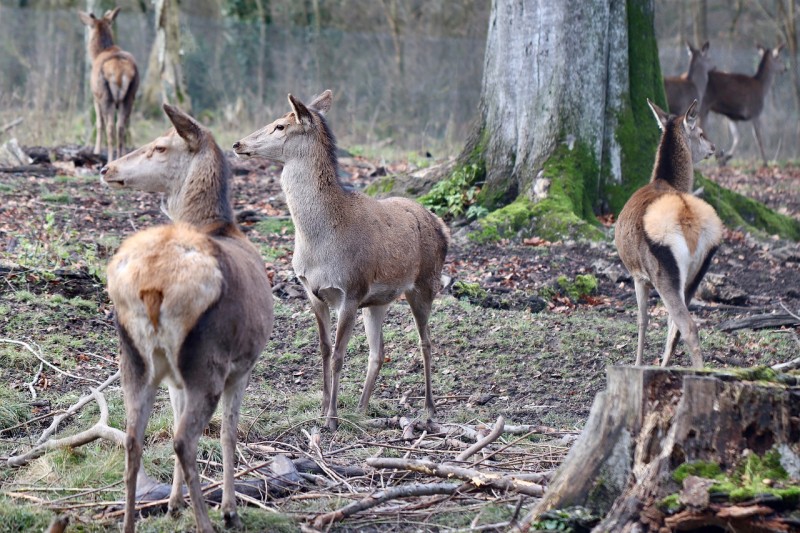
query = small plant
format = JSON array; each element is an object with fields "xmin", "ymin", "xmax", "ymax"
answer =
[
  {"xmin": 420, "ymin": 164, "xmax": 487, "ymax": 220},
  {"xmin": 451, "ymin": 281, "xmax": 487, "ymax": 301}
]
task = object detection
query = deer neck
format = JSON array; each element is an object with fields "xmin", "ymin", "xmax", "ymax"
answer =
[
  {"xmin": 281, "ymin": 154, "xmax": 348, "ymax": 238},
  {"xmin": 166, "ymin": 144, "xmax": 234, "ymax": 227},
  {"xmin": 88, "ymin": 28, "xmax": 115, "ymax": 60},
  {"xmin": 650, "ymin": 122, "xmax": 694, "ymax": 192},
  {"xmin": 754, "ymin": 55, "xmax": 776, "ymax": 93},
  {"xmin": 688, "ymin": 61, "xmax": 709, "ymax": 96}
]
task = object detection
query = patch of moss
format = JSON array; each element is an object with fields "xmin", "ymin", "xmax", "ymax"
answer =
[
  {"xmin": 660, "ymin": 493, "xmax": 682, "ymax": 512},
  {"xmin": 420, "ymin": 163, "xmax": 487, "ymax": 220},
  {"xmin": 672, "ymin": 451, "xmax": 800, "ymax": 506},
  {"xmin": 604, "ymin": 0, "xmax": 665, "ymax": 214},
  {"xmin": 698, "ymin": 175, "xmax": 800, "ymax": 241},
  {"xmin": 364, "ymin": 175, "xmax": 395, "ymax": 196},
  {"xmin": 725, "ymin": 366, "xmax": 782, "ymax": 384},
  {"xmin": 557, "ymin": 274, "xmax": 598, "ymax": 301},
  {"xmin": 451, "ymin": 281, "xmax": 487, "ymax": 301}
]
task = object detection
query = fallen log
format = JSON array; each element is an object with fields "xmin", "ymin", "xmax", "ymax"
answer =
[
  {"xmin": 718, "ymin": 312, "xmax": 800, "ymax": 332},
  {"xmin": 514, "ymin": 366, "xmax": 800, "ymax": 532}
]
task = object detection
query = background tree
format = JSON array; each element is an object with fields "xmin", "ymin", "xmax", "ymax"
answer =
[
  {"xmin": 454, "ymin": 0, "xmax": 664, "ymax": 242},
  {"xmin": 141, "ymin": 0, "xmax": 191, "ymax": 112}
]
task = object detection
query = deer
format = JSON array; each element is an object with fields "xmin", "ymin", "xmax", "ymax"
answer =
[
  {"xmin": 232, "ymin": 90, "xmax": 449, "ymax": 431},
  {"xmin": 79, "ymin": 7, "xmax": 139, "ymax": 162},
  {"xmin": 615, "ymin": 99, "xmax": 723, "ymax": 368},
  {"xmin": 698, "ymin": 43, "xmax": 786, "ymax": 166},
  {"xmin": 664, "ymin": 41, "xmax": 713, "ymax": 115},
  {"xmin": 101, "ymin": 104, "xmax": 274, "ymax": 533}
]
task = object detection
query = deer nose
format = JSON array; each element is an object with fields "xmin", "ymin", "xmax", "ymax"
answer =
[
  {"xmin": 232, "ymin": 142, "xmax": 241, "ymax": 150},
  {"xmin": 100, "ymin": 166, "xmax": 108, "ymax": 175}
]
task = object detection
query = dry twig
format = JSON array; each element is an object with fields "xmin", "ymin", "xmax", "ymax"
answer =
[{"xmin": 456, "ymin": 415, "xmax": 504, "ymax": 462}]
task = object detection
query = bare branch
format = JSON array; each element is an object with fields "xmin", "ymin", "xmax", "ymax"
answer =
[
  {"xmin": 456, "ymin": 415, "xmax": 504, "ymax": 462},
  {"xmin": 367, "ymin": 457, "xmax": 546, "ymax": 497},
  {"xmin": 25, "ymin": 362, "xmax": 43, "ymax": 400},
  {"xmin": 312, "ymin": 482, "xmax": 465, "ymax": 529}
]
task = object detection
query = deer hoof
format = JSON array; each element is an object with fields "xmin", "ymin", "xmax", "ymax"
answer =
[
  {"xmin": 223, "ymin": 510, "xmax": 242, "ymax": 530},
  {"xmin": 324, "ymin": 417, "xmax": 339, "ymax": 432}
]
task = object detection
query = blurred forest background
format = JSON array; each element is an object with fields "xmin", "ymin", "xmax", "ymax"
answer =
[{"xmin": 0, "ymin": 0, "xmax": 798, "ymax": 161}]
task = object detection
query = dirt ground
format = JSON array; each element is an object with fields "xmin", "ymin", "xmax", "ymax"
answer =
[{"xmin": 0, "ymin": 148, "xmax": 798, "ymax": 531}]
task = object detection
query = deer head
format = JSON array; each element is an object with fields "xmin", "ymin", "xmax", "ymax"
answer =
[
  {"xmin": 232, "ymin": 90, "xmax": 334, "ymax": 163},
  {"xmin": 648, "ymin": 99, "xmax": 715, "ymax": 164}
]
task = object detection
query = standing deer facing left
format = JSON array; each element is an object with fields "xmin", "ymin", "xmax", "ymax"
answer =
[
  {"xmin": 615, "ymin": 99, "xmax": 723, "ymax": 368},
  {"xmin": 233, "ymin": 90, "xmax": 449, "ymax": 431},
  {"xmin": 79, "ymin": 7, "xmax": 139, "ymax": 161},
  {"xmin": 102, "ymin": 104, "xmax": 274, "ymax": 532}
]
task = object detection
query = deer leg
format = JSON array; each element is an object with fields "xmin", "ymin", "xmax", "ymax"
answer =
[
  {"xmin": 658, "ymin": 286, "xmax": 702, "ymax": 368},
  {"xmin": 633, "ymin": 278, "xmax": 650, "ymax": 366},
  {"xmin": 166, "ymin": 385, "xmax": 187, "ymax": 515},
  {"xmin": 327, "ymin": 301, "xmax": 359, "ymax": 431},
  {"xmin": 720, "ymin": 118, "xmax": 739, "ymax": 165},
  {"xmin": 752, "ymin": 117, "xmax": 768, "ymax": 167},
  {"xmin": 118, "ymin": 103, "xmax": 132, "ymax": 157},
  {"xmin": 93, "ymin": 99, "xmax": 104, "ymax": 155},
  {"xmin": 220, "ymin": 373, "xmax": 249, "ymax": 529},
  {"xmin": 104, "ymin": 105, "xmax": 116, "ymax": 161},
  {"xmin": 662, "ymin": 317, "xmax": 681, "ymax": 366},
  {"xmin": 173, "ymin": 388, "xmax": 222, "ymax": 533},
  {"xmin": 307, "ymin": 293, "xmax": 333, "ymax": 417},
  {"xmin": 405, "ymin": 289, "xmax": 436, "ymax": 420},
  {"xmin": 358, "ymin": 304, "xmax": 390, "ymax": 414}
]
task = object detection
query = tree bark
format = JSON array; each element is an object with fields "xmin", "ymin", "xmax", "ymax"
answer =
[
  {"xmin": 515, "ymin": 366, "xmax": 800, "ymax": 532},
  {"xmin": 457, "ymin": 0, "xmax": 665, "ymax": 241},
  {"xmin": 141, "ymin": 0, "xmax": 190, "ymax": 113}
]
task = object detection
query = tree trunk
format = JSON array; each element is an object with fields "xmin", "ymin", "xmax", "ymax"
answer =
[
  {"xmin": 141, "ymin": 0, "xmax": 190, "ymax": 113},
  {"xmin": 459, "ymin": 0, "xmax": 665, "ymax": 242},
  {"xmin": 515, "ymin": 366, "xmax": 800, "ymax": 532}
]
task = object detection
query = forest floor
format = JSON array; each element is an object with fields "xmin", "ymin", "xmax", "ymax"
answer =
[{"xmin": 0, "ymin": 148, "xmax": 798, "ymax": 532}]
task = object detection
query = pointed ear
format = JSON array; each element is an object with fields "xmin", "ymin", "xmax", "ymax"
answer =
[
  {"xmin": 757, "ymin": 43, "xmax": 766, "ymax": 56},
  {"xmin": 163, "ymin": 104, "xmax": 202, "ymax": 150},
  {"xmin": 701, "ymin": 41, "xmax": 710, "ymax": 54},
  {"xmin": 774, "ymin": 43, "xmax": 785, "ymax": 56},
  {"xmin": 684, "ymin": 100, "xmax": 698, "ymax": 130},
  {"xmin": 685, "ymin": 41, "xmax": 695, "ymax": 56},
  {"xmin": 309, "ymin": 90, "xmax": 333, "ymax": 116},
  {"xmin": 647, "ymin": 99, "xmax": 669, "ymax": 131},
  {"xmin": 288, "ymin": 94, "xmax": 313, "ymax": 126},
  {"xmin": 78, "ymin": 11, "xmax": 95, "ymax": 26},
  {"xmin": 103, "ymin": 7, "xmax": 121, "ymax": 22}
]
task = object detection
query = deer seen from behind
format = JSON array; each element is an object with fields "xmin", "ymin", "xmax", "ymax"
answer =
[
  {"xmin": 615, "ymin": 99, "xmax": 723, "ymax": 368},
  {"xmin": 233, "ymin": 90, "xmax": 449, "ymax": 431},
  {"xmin": 79, "ymin": 8, "xmax": 139, "ymax": 161},
  {"xmin": 698, "ymin": 43, "xmax": 786, "ymax": 166},
  {"xmin": 664, "ymin": 41, "xmax": 713, "ymax": 115},
  {"xmin": 102, "ymin": 104, "xmax": 274, "ymax": 533}
]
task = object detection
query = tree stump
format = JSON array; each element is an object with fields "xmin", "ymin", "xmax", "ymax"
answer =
[{"xmin": 519, "ymin": 366, "xmax": 800, "ymax": 532}]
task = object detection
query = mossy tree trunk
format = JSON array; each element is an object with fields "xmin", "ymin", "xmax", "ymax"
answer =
[
  {"xmin": 141, "ymin": 0, "xmax": 191, "ymax": 114},
  {"xmin": 460, "ymin": 0, "xmax": 665, "ymax": 242}
]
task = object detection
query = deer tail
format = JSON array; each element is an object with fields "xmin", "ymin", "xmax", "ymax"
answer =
[{"xmin": 139, "ymin": 288, "xmax": 163, "ymax": 332}]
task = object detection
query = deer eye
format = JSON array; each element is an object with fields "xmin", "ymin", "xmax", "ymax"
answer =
[
  {"xmin": 275, "ymin": 124, "xmax": 285, "ymax": 131},
  {"xmin": 155, "ymin": 146, "xmax": 167, "ymax": 153}
]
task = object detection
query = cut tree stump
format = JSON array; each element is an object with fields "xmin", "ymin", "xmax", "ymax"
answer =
[{"xmin": 517, "ymin": 366, "xmax": 800, "ymax": 532}]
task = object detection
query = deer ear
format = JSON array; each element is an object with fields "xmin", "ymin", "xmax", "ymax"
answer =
[
  {"xmin": 78, "ymin": 11, "xmax": 95, "ymax": 26},
  {"xmin": 647, "ymin": 99, "xmax": 669, "ymax": 131},
  {"xmin": 288, "ymin": 94, "xmax": 313, "ymax": 126},
  {"xmin": 685, "ymin": 41, "xmax": 695, "ymax": 56},
  {"xmin": 103, "ymin": 7, "xmax": 121, "ymax": 22},
  {"xmin": 701, "ymin": 41, "xmax": 710, "ymax": 54},
  {"xmin": 684, "ymin": 100, "xmax": 698, "ymax": 130},
  {"xmin": 774, "ymin": 43, "xmax": 785, "ymax": 57},
  {"xmin": 163, "ymin": 104, "xmax": 202, "ymax": 150},
  {"xmin": 309, "ymin": 90, "xmax": 333, "ymax": 116}
]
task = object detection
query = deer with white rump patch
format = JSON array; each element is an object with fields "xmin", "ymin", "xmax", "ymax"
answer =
[
  {"xmin": 102, "ymin": 104, "xmax": 273, "ymax": 533},
  {"xmin": 233, "ymin": 90, "xmax": 449, "ymax": 431},
  {"xmin": 615, "ymin": 99, "xmax": 723, "ymax": 368},
  {"xmin": 79, "ymin": 7, "xmax": 139, "ymax": 161}
]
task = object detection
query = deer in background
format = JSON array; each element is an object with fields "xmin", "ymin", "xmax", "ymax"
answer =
[
  {"xmin": 664, "ymin": 41, "xmax": 713, "ymax": 115},
  {"xmin": 233, "ymin": 90, "xmax": 449, "ymax": 431},
  {"xmin": 79, "ymin": 8, "xmax": 139, "ymax": 161},
  {"xmin": 615, "ymin": 99, "xmax": 723, "ymax": 368},
  {"xmin": 102, "ymin": 104, "xmax": 274, "ymax": 533},
  {"xmin": 699, "ymin": 43, "xmax": 786, "ymax": 166}
]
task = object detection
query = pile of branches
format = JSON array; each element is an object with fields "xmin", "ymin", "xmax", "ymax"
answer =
[{"xmin": 1, "ymin": 363, "xmax": 576, "ymax": 531}]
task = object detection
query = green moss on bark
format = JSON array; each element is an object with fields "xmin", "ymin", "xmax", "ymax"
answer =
[
  {"xmin": 698, "ymin": 175, "xmax": 800, "ymax": 240},
  {"xmin": 605, "ymin": 0, "xmax": 666, "ymax": 215}
]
